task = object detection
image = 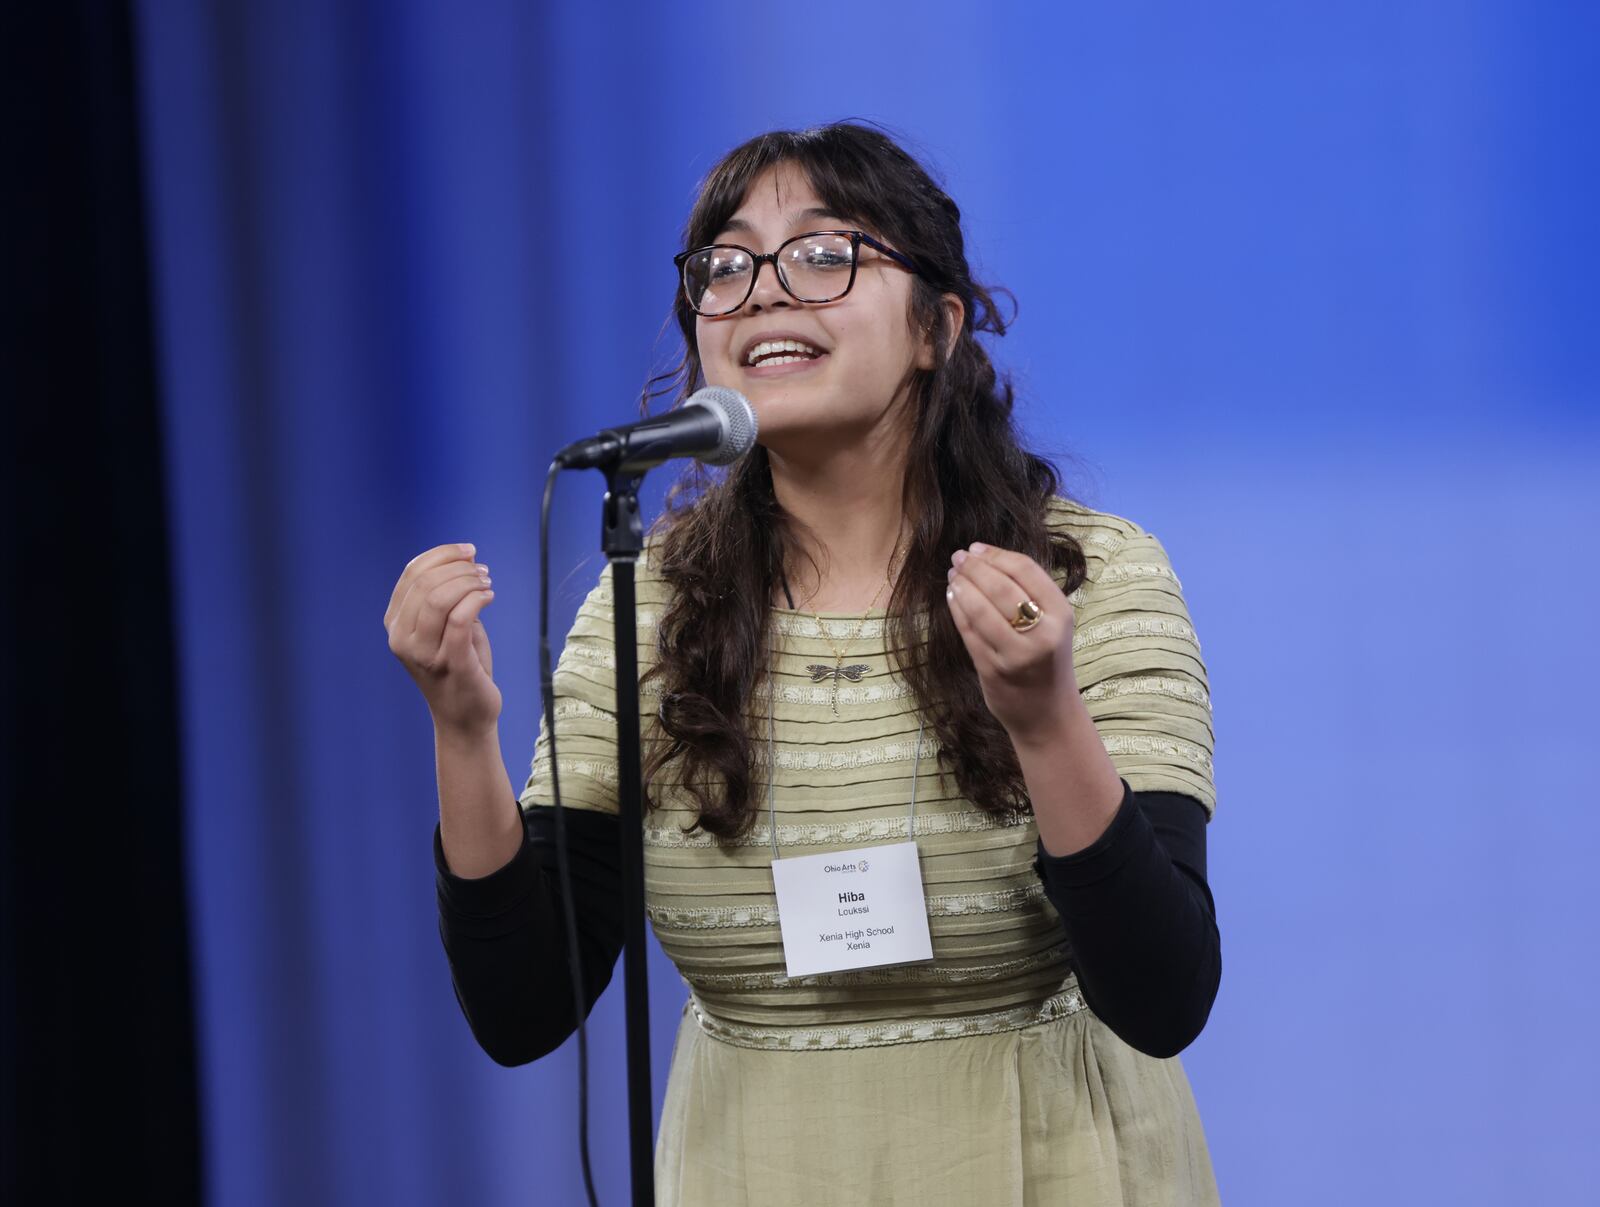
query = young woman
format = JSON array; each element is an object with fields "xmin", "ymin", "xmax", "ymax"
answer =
[{"xmin": 386, "ymin": 122, "xmax": 1222, "ymax": 1204}]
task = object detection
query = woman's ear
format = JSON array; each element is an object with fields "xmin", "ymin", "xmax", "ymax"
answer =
[{"xmin": 916, "ymin": 293, "xmax": 966, "ymax": 371}]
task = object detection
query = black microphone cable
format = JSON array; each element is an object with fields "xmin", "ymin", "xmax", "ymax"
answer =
[{"xmin": 540, "ymin": 457, "xmax": 601, "ymax": 1207}]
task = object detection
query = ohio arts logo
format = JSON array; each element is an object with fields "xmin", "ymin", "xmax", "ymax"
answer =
[{"xmin": 858, "ymin": 859, "xmax": 870, "ymax": 873}]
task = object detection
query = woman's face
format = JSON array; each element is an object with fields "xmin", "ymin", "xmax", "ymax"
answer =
[{"xmin": 693, "ymin": 163, "xmax": 934, "ymax": 451}]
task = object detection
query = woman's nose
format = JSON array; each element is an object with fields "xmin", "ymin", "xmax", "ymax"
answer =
[{"xmin": 744, "ymin": 260, "xmax": 792, "ymax": 312}]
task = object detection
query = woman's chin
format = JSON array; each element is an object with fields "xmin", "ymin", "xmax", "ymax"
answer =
[{"xmin": 750, "ymin": 402, "xmax": 826, "ymax": 442}]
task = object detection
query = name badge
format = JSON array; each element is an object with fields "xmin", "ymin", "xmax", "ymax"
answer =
[{"xmin": 770, "ymin": 841, "xmax": 935, "ymax": 978}]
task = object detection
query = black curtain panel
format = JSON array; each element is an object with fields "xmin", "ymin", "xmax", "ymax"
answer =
[{"xmin": 1, "ymin": 4, "xmax": 202, "ymax": 1202}]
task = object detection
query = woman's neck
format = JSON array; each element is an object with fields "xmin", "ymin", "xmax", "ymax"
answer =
[{"xmin": 767, "ymin": 437, "xmax": 911, "ymax": 613}]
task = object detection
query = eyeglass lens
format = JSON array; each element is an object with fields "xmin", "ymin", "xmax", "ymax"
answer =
[{"xmin": 683, "ymin": 233, "xmax": 856, "ymax": 315}]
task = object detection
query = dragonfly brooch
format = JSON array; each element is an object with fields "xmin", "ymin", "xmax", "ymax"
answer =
[{"xmin": 806, "ymin": 663, "xmax": 873, "ymax": 714}]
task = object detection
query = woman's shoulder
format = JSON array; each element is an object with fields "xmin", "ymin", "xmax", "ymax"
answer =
[
  {"xmin": 1043, "ymin": 495, "xmax": 1165, "ymax": 574},
  {"xmin": 560, "ymin": 543, "xmax": 674, "ymax": 623},
  {"xmin": 636, "ymin": 535, "xmax": 673, "ymax": 603},
  {"xmin": 1044, "ymin": 494, "xmax": 1146, "ymax": 537}
]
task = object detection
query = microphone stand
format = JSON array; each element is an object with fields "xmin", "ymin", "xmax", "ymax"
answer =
[
  {"xmin": 560, "ymin": 392, "xmax": 752, "ymax": 1204},
  {"xmin": 599, "ymin": 464, "xmax": 655, "ymax": 1207}
]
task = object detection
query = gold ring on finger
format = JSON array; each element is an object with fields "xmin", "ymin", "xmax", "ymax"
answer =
[{"xmin": 1011, "ymin": 599, "xmax": 1043, "ymax": 632}]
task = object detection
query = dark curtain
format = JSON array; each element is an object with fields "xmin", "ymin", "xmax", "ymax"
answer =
[{"xmin": 1, "ymin": 3, "xmax": 201, "ymax": 1202}]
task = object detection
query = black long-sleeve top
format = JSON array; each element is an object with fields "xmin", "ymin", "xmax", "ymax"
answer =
[{"xmin": 435, "ymin": 780, "xmax": 1219, "ymax": 1065}]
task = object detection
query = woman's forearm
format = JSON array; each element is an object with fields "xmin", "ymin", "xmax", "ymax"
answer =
[
  {"xmin": 1033, "ymin": 788, "xmax": 1220, "ymax": 1057},
  {"xmin": 1012, "ymin": 700, "xmax": 1125, "ymax": 857},
  {"xmin": 434, "ymin": 807, "xmax": 624, "ymax": 1066},
  {"xmin": 1015, "ymin": 702, "xmax": 1220, "ymax": 1057},
  {"xmin": 434, "ymin": 721, "xmax": 522, "ymax": 879}
]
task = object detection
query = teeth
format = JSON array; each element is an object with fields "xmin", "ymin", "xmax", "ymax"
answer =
[{"xmin": 747, "ymin": 338, "xmax": 821, "ymax": 365}]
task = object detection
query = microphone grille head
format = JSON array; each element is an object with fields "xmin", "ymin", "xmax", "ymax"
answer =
[{"xmin": 688, "ymin": 387, "xmax": 758, "ymax": 465}]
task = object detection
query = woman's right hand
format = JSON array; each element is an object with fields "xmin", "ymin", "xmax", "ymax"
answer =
[{"xmin": 385, "ymin": 543, "xmax": 502, "ymax": 735}]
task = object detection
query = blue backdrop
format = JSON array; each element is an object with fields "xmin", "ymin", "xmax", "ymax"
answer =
[{"xmin": 133, "ymin": 2, "xmax": 1598, "ymax": 1203}]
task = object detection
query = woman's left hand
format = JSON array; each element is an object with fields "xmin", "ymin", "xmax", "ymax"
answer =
[{"xmin": 946, "ymin": 542, "xmax": 1079, "ymax": 746}]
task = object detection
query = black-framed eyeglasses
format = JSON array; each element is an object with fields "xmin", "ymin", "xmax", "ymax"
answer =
[{"xmin": 674, "ymin": 229, "xmax": 922, "ymax": 317}]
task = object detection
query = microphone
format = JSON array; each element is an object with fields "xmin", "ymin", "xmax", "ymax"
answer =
[{"xmin": 554, "ymin": 387, "xmax": 758, "ymax": 472}]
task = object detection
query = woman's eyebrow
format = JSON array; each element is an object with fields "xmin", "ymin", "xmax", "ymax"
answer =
[
  {"xmin": 790, "ymin": 206, "xmax": 847, "ymax": 226},
  {"xmin": 718, "ymin": 206, "xmax": 849, "ymax": 238}
]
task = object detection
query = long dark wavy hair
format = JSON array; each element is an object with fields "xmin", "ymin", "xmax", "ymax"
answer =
[{"xmin": 640, "ymin": 122, "xmax": 1087, "ymax": 839}]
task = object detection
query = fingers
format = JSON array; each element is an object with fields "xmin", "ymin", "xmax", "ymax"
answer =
[
  {"xmin": 439, "ymin": 581, "xmax": 495, "ymax": 668},
  {"xmin": 386, "ymin": 544, "xmax": 503, "ymax": 733},
  {"xmin": 946, "ymin": 543, "xmax": 1067, "ymax": 672},
  {"xmin": 386, "ymin": 548, "xmax": 493, "ymax": 672},
  {"xmin": 949, "ymin": 554, "xmax": 1024, "ymax": 641},
  {"xmin": 946, "ymin": 576, "xmax": 1004, "ymax": 664},
  {"xmin": 406, "ymin": 563, "xmax": 493, "ymax": 660},
  {"xmin": 469, "ymin": 606, "xmax": 494, "ymax": 678},
  {"xmin": 940, "ymin": 563, "xmax": 1017, "ymax": 659},
  {"xmin": 385, "ymin": 542, "xmax": 477, "ymax": 630},
  {"xmin": 955, "ymin": 544, "xmax": 1061, "ymax": 611}
]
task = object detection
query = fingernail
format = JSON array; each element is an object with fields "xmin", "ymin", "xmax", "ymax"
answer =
[
  {"xmin": 952, "ymin": 550, "xmax": 968, "ymax": 567},
  {"xmin": 946, "ymin": 584, "xmax": 959, "ymax": 601},
  {"xmin": 460, "ymin": 543, "xmax": 475, "ymax": 556},
  {"xmin": 946, "ymin": 566, "xmax": 956, "ymax": 581},
  {"xmin": 969, "ymin": 542, "xmax": 988, "ymax": 554}
]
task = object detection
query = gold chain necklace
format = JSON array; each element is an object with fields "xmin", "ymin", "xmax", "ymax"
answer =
[{"xmin": 800, "ymin": 549, "xmax": 904, "ymax": 715}]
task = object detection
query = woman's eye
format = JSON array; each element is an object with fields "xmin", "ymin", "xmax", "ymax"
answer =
[
  {"xmin": 709, "ymin": 262, "xmax": 745, "ymax": 281},
  {"xmin": 804, "ymin": 250, "xmax": 851, "ymax": 268}
]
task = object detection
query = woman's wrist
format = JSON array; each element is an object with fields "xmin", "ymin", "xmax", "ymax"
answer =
[
  {"xmin": 1005, "ymin": 686, "xmax": 1088, "ymax": 754},
  {"xmin": 432, "ymin": 715, "xmax": 502, "ymax": 753},
  {"xmin": 433, "ymin": 720, "xmax": 522, "ymax": 879},
  {"xmin": 1010, "ymin": 696, "xmax": 1125, "ymax": 858}
]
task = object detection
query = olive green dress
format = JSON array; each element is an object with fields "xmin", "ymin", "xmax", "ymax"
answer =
[{"xmin": 519, "ymin": 498, "xmax": 1221, "ymax": 1205}]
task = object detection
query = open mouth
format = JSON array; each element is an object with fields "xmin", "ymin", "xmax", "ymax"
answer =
[{"xmin": 745, "ymin": 338, "xmax": 826, "ymax": 369}]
